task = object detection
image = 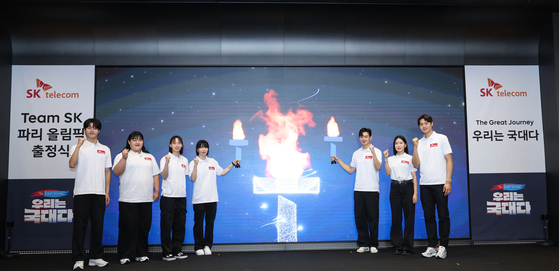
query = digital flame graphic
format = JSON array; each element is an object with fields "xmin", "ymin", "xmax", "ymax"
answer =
[
  {"xmin": 232, "ymin": 119, "xmax": 246, "ymax": 140},
  {"xmin": 250, "ymin": 89, "xmax": 316, "ymax": 178},
  {"xmin": 326, "ymin": 116, "xmax": 340, "ymax": 137}
]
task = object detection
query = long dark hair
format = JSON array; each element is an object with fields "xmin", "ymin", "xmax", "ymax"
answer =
[
  {"xmin": 169, "ymin": 135, "xmax": 184, "ymax": 155},
  {"xmin": 124, "ymin": 131, "xmax": 149, "ymax": 153},
  {"xmin": 392, "ymin": 135, "xmax": 408, "ymax": 155}
]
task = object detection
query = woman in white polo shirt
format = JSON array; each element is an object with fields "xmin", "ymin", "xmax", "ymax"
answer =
[
  {"xmin": 159, "ymin": 135, "xmax": 189, "ymax": 262},
  {"xmin": 383, "ymin": 135, "xmax": 417, "ymax": 256},
  {"xmin": 113, "ymin": 131, "xmax": 160, "ymax": 265},
  {"xmin": 189, "ymin": 139, "xmax": 240, "ymax": 256}
]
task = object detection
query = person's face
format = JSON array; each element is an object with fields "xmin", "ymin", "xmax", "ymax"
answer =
[
  {"xmin": 170, "ymin": 138, "xmax": 183, "ymax": 154},
  {"xmin": 359, "ymin": 132, "xmax": 371, "ymax": 147},
  {"xmin": 84, "ymin": 123, "xmax": 100, "ymax": 140},
  {"xmin": 197, "ymin": 145, "xmax": 208, "ymax": 157},
  {"xmin": 419, "ymin": 119, "xmax": 433, "ymax": 135},
  {"xmin": 394, "ymin": 138, "xmax": 406, "ymax": 154},
  {"xmin": 128, "ymin": 137, "xmax": 143, "ymax": 153}
]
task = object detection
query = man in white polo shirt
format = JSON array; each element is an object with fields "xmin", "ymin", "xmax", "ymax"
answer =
[
  {"xmin": 69, "ymin": 118, "xmax": 112, "ymax": 270},
  {"xmin": 332, "ymin": 127, "xmax": 382, "ymax": 254},
  {"xmin": 412, "ymin": 114, "xmax": 453, "ymax": 259}
]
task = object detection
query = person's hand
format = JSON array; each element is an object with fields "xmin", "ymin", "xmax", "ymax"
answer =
[
  {"xmin": 122, "ymin": 149, "xmax": 129, "ymax": 160},
  {"xmin": 443, "ymin": 182, "xmax": 452, "ymax": 196},
  {"xmin": 369, "ymin": 145, "xmax": 375, "ymax": 152},
  {"xmin": 193, "ymin": 157, "xmax": 199, "ymax": 165},
  {"xmin": 412, "ymin": 137, "xmax": 419, "ymax": 147},
  {"xmin": 412, "ymin": 194, "xmax": 418, "ymax": 204},
  {"xmin": 233, "ymin": 160, "xmax": 241, "ymax": 168},
  {"xmin": 383, "ymin": 149, "xmax": 389, "ymax": 158},
  {"xmin": 165, "ymin": 155, "xmax": 171, "ymax": 163},
  {"xmin": 77, "ymin": 137, "xmax": 85, "ymax": 148},
  {"xmin": 331, "ymin": 156, "xmax": 340, "ymax": 163},
  {"xmin": 105, "ymin": 194, "xmax": 110, "ymax": 206},
  {"xmin": 153, "ymin": 191, "xmax": 160, "ymax": 202}
]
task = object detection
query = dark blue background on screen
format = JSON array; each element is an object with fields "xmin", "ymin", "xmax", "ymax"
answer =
[{"xmin": 95, "ymin": 67, "xmax": 469, "ymax": 245}]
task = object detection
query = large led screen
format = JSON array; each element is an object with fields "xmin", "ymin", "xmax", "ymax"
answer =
[{"xmin": 95, "ymin": 67, "xmax": 469, "ymax": 245}]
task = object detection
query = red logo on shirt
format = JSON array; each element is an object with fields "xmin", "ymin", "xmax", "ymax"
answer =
[
  {"xmin": 209, "ymin": 166, "xmax": 215, "ymax": 170},
  {"xmin": 430, "ymin": 143, "xmax": 438, "ymax": 148},
  {"xmin": 97, "ymin": 150, "xmax": 105, "ymax": 154},
  {"xmin": 144, "ymin": 157, "xmax": 152, "ymax": 161},
  {"xmin": 401, "ymin": 160, "xmax": 410, "ymax": 164},
  {"xmin": 181, "ymin": 164, "xmax": 186, "ymax": 168},
  {"xmin": 365, "ymin": 156, "xmax": 373, "ymax": 159}
]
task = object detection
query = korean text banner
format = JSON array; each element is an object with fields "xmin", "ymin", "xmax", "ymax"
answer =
[
  {"xmin": 465, "ymin": 66, "xmax": 545, "ymax": 174},
  {"xmin": 9, "ymin": 65, "xmax": 95, "ymax": 179}
]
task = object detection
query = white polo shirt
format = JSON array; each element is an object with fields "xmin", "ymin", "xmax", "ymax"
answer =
[
  {"xmin": 114, "ymin": 150, "xmax": 160, "ymax": 203},
  {"xmin": 417, "ymin": 131, "xmax": 452, "ymax": 185},
  {"xmin": 189, "ymin": 157, "xmax": 223, "ymax": 204},
  {"xmin": 70, "ymin": 140, "xmax": 112, "ymax": 196},
  {"xmin": 387, "ymin": 153, "xmax": 416, "ymax": 181},
  {"xmin": 350, "ymin": 146, "xmax": 382, "ymax": 192},
  {"xmin": 160, "ymin": 153, "xmax": 189, "ymax": 198}
]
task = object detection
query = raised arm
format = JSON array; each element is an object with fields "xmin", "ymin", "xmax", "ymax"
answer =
[
  {"xmin": 221, "ymin": 160, "xmax": 240, "ymax": 176},
  {"xmin": 69, "ymin": 138, "xmax": 85, "ymax": 168},
  {"xmin": 331, "ymin": 156, "xmax": 356, "ymax": 175},
  {"xmin": 113, "ymin": 149, "xmax": 129, "ymax": 176},
  {"xmin": 383, "ymin": 150, "xmax": 391, "ymax": 175},
  {"xmin": 411, "ymin": 137, "xmax": 420, "ymax": 168}
]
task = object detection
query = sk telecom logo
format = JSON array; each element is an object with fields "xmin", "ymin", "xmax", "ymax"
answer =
[
  {"xmin": 491, "ymin": 183, "xmax": 526, "ymax": 191},
  {"xmin": 480, "ymin": 78, "xmax": 527, "ymax": 98},
  {"xmin": 26, "ymin": 79, "xmax": 79, "ymax": 99}
]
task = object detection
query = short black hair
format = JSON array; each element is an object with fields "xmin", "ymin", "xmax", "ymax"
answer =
[
  {"xmin": 392, "ymin": 135, "xmax": 409, "ymax": 155},
  {"xmin": 417, "ymin": 114, "xmax": 433, "ymax": 126},
  {"xmin": 124, "ymin": 131, "xmax": 149, "ymax": 153},
  {"xmin": 196, "ymin": 140, "xmax": 209, "ymax": 156},
  {"xmin": 169, "ymin": 135, "xmax": 184, "ymax": 155},
  {"xmin": 83, "ymin": 118, "xmax": 102, "ymax": 130},
  {"xmin": 358, "ymin": 127, "xmax": 372, "ymax": 137}
]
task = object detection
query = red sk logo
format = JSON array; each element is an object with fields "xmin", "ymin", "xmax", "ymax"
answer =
[
  {"xmin": 487, "ymin": 78, "xmax": 503, "ymax": 90},
  {"xmin": 209, "ymin": 166, "xmax": 215, "ymax": 170},
  {"xmin": 365, "ymin": 156, "xmax": 373, "ymax": 159},
  {"xmin": 144, "ymin": 157, "xmax": 152, "ymax": 161},
  {"xmin": 36, "ymin": 79, "xmax": 52, "ymax": 91},
  {"xmin": 430, "ymin": 143, "xmax": 438, "ymax": 148},
  {"xmin": 97, "ymin": 150, "xmax": 105, "ymax": 154}
]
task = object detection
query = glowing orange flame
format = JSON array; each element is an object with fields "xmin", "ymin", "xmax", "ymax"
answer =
[
  {"xmin": 326, "ymin": 116, "xmax": 340, "ymax": 137},
  {"xmin": 232, "ymin": 119, "xmax": 246, "ymax": 140},
  {"xmin": 250, "ymin": 89, "xmax": 316, "ymax": 178}
]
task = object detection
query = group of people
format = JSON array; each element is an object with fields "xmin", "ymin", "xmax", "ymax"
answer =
[
  {"xmin": 69, "ymin": 118, "xmax": 239, "ymax": 270},
  {"xmin": 68, "ymin": 113, "xmax": 452, "ymax": 270},
  {"xmin": 332, "ymin": 114, "xmax": 453, "ymax": 259}
]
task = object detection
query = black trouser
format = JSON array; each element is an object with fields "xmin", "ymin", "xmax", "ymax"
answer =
[
  {"xmin": 160, "ymin": 196, "xmax": 187, "ymax": 256},
  {"xmin": 72, "ymin": 194, "xmax": 106, "ymax": 262},
  {"xmin": 118, "ymin": 202, "xmax": 152, "ymax": 260},
  {"xmin": 353, "ymin": 191, "xmax": 379, "ymax": 248},
  {"xmin": 193, "ymin": 202, "xmax": 217, "ymax": 251},
  {"xmin": 420, "ymin": 184, "xmax": 450, "ymax": 247},
  {"xmin": 389, "ymin": 181, "xmax": 415, "ymax": 251}
]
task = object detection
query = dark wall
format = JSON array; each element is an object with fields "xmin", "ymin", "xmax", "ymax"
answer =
[
  {"xmin": 2, "ymin": 3, "xmax": 550, "ymax": 66},
  {"xmin": 0, "ymin": 10, "xmax": 12, "ymax": 252},
  {"xmin": 540, "ymin": 14, "xmax": 559, "ymax": 243},
  {"xmin": 0, "ymin": 2, "xmax": 557, "ymax": 247}
]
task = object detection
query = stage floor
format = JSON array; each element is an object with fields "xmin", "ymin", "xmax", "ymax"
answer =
[{"xmin": 2, "ymin": 244, "xmax": 558, "ymax": 271}]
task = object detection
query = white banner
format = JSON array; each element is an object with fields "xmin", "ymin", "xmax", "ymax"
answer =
[
  {"xmin": 465, "ymin": 65, "xmax": 545, "ymax": 174},
  {"xmin": 9, "ymin": 65, "xmax": 95, "ymax": 179}
]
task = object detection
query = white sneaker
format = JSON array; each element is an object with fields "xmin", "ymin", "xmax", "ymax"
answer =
[
  {"xmin": 174, "ymin": 252, "xmax": 188, "ymax": 259},
  {"xmin": 195, "ymin": 249, "xmax": 204, "ymax": 256},
  {"xmin": 89, "ymin": 258, "xmax": 108, "ymax": 267},
  {"xmin": 135, "ymin": 256, "xmax": 149, "ymax": 262},
  {"xmin": 73, "ymin": 261, "xmax": 84, "ymax": 270},
  {"xmin": 422, "ymin": 247, "xmax": 438, "ymax": 258},
  {"xmin": 370, "ymin": 247, "xmax": 378, "ymax": 254},
  {"xmin": 356, "ymin": 247, "xmax": 370, "ymax": 253},
  {"xmin": 436, "ymin": 246, "xmax": 447, "ymax": 259},
  {"xmin": 119, "ymin": 258, "xmax": 130, "ymax": 265},
  {"xmin": 204, "ymin": 246, "xmax": 212, "ymax": 255}
]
